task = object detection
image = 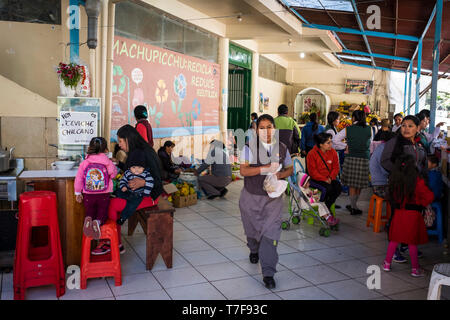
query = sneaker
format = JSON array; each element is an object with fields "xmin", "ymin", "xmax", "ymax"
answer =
[
  {"xmin": 249, "ymin": 252, "xmax": 259, "ymax": 264},
  {"xmin": 350, "ymin": 208, "xmax": 362, "ymax": 215},
  {"xmin": 399, "ymin": 245, "xmax": 423, "ymax": 259},
  {"xmin": 83, "ymin": 216, "xmax": 94, "ymax": 238},
  {"xmin": 263, "ymin": 276, "xmax": 276, "ymax": 289},
  {"xmin": 119, "ymin": 244, "xmax": 126, "ymax": 254},
  {"xmin": 220, "ymin": 188, "xmax": 228, "ymax": 197},
  {"xmin": 326, "ymin": 215, "xmax": 338, "ymax": 226},
  {"xmin": 392, "ymin": 252, "xmax": 407, "ymax": 263},
  {"xmin": 399, "ymin": 244, "xmax": 408, "ymax": 254},
  {"xmin": 91, "ymin": 242, "xmax": 111, "ymax": 256},
  {"xmin": 92, "ymin": 220, "xmax": 101, "ymax": 240},
  {"xmin": 382, "ymin": 260, "xmax": 391, "ymax": 272},
  {"xmin": 207, "ymin": 194, "xmax": 219, "ymax": 200},
  {"xmin": 411, "ymin": 268, "xmax": 425, "ymax": 277}
]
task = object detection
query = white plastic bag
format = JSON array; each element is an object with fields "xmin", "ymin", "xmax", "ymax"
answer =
[
  {"xmin": 263, "ymin": 164, "xmax": 287, "ymax": 198},
  {"xmin": 263, "ymin": 174, "xmax": 279, "ymax": 193}
]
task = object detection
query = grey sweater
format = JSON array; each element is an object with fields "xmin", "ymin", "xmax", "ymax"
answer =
[
  {"xmin": 196, "ymin": 147, "xmax": 232, "ymax": 177},
  {"xmin": 380, "ymin": 135, "xmax": 427, "ymax": 177}
]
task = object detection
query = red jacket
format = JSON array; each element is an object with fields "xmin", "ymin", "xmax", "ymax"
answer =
[
  {"xmin": 306, "ymin": 145, "xmax": 340, "ymax": 182},
  {"xmin": 136, "ymin": 119, "xmax": 154, "ymax": 147}
]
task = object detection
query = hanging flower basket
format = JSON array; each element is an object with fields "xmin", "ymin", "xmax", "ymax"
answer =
[{"xmin": 57, "ymin": 62, "xmax": 83, "ymax": 97}]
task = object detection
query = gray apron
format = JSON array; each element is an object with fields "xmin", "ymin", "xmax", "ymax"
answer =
[{"xmin": 239, "ymin": 187, "xmax": 283, "ymax": 242}]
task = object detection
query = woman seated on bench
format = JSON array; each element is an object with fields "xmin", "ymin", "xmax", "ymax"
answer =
[{"xmin": 101, "ymin": 125, "xmax": 163, "ymax": 256}]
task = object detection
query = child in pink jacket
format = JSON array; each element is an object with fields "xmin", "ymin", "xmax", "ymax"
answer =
[{"xmin": 75, "ymin": 137, "xmax": 117, "ymax": 240}]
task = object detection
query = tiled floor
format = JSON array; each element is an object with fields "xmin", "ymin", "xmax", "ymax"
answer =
[{"xmin": 1, "ymin": 180, "xmax": 450, "ymax": 300}]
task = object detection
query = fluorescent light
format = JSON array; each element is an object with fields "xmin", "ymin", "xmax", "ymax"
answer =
[
  {"xmin": 299, "ymin": 52, "xmax": 305, "ymax": 58},
  {"xmin": 336, "ymin": 54, "xmax": 372, "ymax": 62}
]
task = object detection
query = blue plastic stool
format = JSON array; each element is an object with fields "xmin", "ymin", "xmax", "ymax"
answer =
[{"xmin": 427, "ymin": 201, "xmax": 444, "ymax": 244}]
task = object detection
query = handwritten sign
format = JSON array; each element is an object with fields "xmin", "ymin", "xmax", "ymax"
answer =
[{"xmin": 59, "ymin": 111, "xmax": 98, "ymax": 145}]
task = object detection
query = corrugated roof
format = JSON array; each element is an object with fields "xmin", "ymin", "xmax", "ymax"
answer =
[{"xmin": 281, "ymin": 0, "xmax": 450, "ymax": 77}]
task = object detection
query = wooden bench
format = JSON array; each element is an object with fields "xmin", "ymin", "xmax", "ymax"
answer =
[{"xmin": 127, "ymin": 199, "xmax": 175, "ymax": 270}]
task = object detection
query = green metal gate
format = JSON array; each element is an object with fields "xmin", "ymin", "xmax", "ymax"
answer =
[{"xmin": 227, "ymin": 68, "xmax": 251, "ymax": 131}]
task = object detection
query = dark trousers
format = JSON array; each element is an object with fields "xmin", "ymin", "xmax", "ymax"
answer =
[
  {"xmin": 309, "ymin": 179, "xmax": 342, "ymax": 209},
  {"xmin": 114, "ymin": 189, "xmax": 144, "ymax": 222},
  {"xmin": 83, "ymin": 193, "xmax": 111, "ymax": 225}
]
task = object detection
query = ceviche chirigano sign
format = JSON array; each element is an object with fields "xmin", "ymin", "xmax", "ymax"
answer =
[{"xmin": 111, "ymin": 36, "xmax": 220, "ymax": 139}]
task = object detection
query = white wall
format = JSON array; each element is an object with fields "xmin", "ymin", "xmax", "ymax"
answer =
[{"xmin": 258, "ymin": 77, "xmax": 288, "ymax": 117}]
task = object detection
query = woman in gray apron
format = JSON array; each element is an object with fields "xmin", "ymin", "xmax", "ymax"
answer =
[{"xmin": 239, "ymin": 114, "xmax": 293, "ymax": 289}]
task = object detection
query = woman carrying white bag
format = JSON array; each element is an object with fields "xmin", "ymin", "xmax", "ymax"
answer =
[{"xmin": 239, "ymin": 114, "xmax": 293, "ymax": 290}]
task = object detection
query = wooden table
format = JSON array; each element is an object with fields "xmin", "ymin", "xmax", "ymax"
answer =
[{"xmin": 18, "ymin": 170, "xmax": 85, "ymax": 267}]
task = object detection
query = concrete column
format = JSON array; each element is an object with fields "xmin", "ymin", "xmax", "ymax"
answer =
[
  {"xmin": 251, "ymin": 51, "xmax": 259, "ymax": 114},
  {"xmin": 219, "ymin": 37, "xmax": 229, "ymax": 142},
  {"xmin": 104, "ymin": 1, "xmax": 115, "ymax": 144}
]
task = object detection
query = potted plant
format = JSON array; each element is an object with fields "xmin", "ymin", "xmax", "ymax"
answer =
[{"xmin": 57, "ymin": 62, "xmax": 83, "ymax": 97}]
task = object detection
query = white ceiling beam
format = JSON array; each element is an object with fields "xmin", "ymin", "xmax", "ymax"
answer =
[
  {"xmin": 244, "ymin": 0, "xmax": 302, "ymax": 36},
  {"xmin": 226, "ymin": 24, "xmax": 289, "ymax": 40},
  {"xmin": 258, "ymin": 39, "xmax": 329, "ymax": 54}
]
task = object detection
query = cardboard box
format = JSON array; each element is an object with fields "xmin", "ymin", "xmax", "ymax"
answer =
[
  {"xmin": 163, "ymin": 183, "xmax": 178, "ymax": 194},
  {"xmin": 172, "ymin": 194, "xmax": 197, "ymax": 208}
]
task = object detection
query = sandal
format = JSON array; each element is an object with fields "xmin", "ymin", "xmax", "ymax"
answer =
[{"xmin": 83, "ymin": 216, "xmax": 94, "ymax": 238}]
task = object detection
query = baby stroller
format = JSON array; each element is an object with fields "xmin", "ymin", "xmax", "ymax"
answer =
[{"xmin": 282, "ymin": 158, "xmax": 339, "ymax": 237}]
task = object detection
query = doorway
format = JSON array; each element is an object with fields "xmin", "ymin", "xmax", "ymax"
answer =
[{"xmin": 227, "ymin": 65, "xmax": 251, "ymax": 131}]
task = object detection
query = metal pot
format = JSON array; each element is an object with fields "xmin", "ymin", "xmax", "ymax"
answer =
[{"xmin": 0, "ymin": 147, "xmax": 14, "ymax": 172}]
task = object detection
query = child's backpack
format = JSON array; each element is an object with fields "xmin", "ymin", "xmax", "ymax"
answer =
[{"xmin": 83, "ymin": 163, "xmax": 109, "ymax": 192}]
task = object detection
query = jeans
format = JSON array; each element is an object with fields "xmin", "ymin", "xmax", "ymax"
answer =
[{"xmin": 114, "ymin": 189, "xmax": 144, "ymax": 222}]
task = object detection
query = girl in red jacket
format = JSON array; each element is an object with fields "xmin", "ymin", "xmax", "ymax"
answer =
[
  {"xmin": 306, "ymin": 132, "xmax": 342, "ymax": 211},
  {"xmin": 383, "ymin": 154, "xmax": 434, "ymax": 277}
]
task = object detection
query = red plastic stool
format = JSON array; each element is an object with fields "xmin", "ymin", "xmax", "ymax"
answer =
[
  {"xmin": 80, "ymin": 219, "xmax": 122, "ymax": 289},
  {"xmin": 366, "ymin": 194, "xmax": 391, "ymax": 233},
  {"xmin": 13, "ymin": 191, "xmax": 65, "ymax": 300}
]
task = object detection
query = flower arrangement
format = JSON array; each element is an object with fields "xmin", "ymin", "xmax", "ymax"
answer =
[
  {"xmin": 298, "ymin": 111, "xmax": 310, "ymax": 124},
  {"xmin": 57, "ymin": 62, "xmax": 83, "ymax": 88},
  {"xmin": 336, "ymin": 101, "xmax": 351, "ymax": 114},
  {"xmin": 366, "ymin": 113, "xmax": 381, "ymax": 124},
  {"xmin": 337, "ymin": 116, "xmax": 352, "ymax": 131}
]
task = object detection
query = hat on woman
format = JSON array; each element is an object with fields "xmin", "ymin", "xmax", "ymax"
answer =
[{"xmin": 297, "ymin": 173, "xmax": 310, "ymax": 187}]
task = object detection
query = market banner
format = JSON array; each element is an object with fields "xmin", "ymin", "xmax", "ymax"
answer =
[
  {"xmin": 111, "ymin": 35, "xmax": 221, "ymax": 140},
  {"xmin": 344, "ymin": 79, "xmax": 373, "ymax": 95}
]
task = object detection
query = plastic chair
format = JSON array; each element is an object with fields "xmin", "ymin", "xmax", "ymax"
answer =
[
  {"xmin": 366, "ymin": 193, "xmax": 391, "ymax": 233},
  {"xmin": 13, "ymin": 191, "xmax": 65, "ymax": 300},
  {"xmin": 427, "ymin": 201, "xmax": 444, "ymax": 244},
  {"xmin": 80, "ymin": 219, "xmax": 122, "ymax": 289},
  {"xmin": 427, "ymin": 263, "xmax": 450, "ymax": 300}
]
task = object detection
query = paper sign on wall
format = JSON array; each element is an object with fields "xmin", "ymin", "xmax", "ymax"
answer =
[{"xmin": 59, "ymin": 111, "xmax": 98, "ymax": 145}]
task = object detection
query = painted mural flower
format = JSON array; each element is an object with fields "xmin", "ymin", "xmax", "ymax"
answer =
[
  {"xmin": 192, "ymin": 98, "xmax": 201, "ymax": 120},
  {"xmin": 155, "ymin": 79, "xmax": 168, "ymax": 104},
  {"xmin": 174, "ymin": 74, "xmax": 187, "ymax": 100}
]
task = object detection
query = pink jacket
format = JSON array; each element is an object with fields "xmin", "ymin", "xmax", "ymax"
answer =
[{"xmin": 74, "ymin": 153, "xmax": 117, "ymax": 195}]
